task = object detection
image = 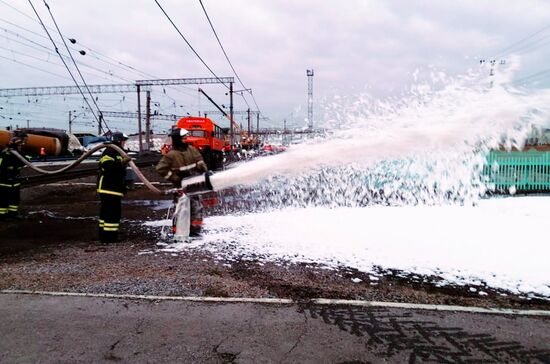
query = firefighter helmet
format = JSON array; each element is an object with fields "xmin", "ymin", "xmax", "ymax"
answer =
[
  {"xmin": 8, "ymin": 131, "xmax": 27, "ymax": 148},
  {"xmin": 169, "ymin": 127, "xmax": 188, "ymax": 138},
  {"xmin": 111, "ymin": 132, "xmax": 128, "ymax": 143},
  {"xmin": 170, "ymin": 127, "xmax": 189, "ymax": 148}
]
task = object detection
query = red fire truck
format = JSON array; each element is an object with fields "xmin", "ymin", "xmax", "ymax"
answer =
[{"xmin": 175, "ymin": 116, "xmax": 227, "ymax": 170}]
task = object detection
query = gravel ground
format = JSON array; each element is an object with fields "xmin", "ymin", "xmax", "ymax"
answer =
[{"xmin": 1, "ymin": 173, "xmax": 549, "ymax": 310}]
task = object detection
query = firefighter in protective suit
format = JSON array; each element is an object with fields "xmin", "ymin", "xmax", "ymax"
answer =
[
  {"xmin": 0, "ymin": 132, "xmax": 29, "ymax": 219},
  {"xmin": 97, "ymin": 132, "xmax": 130, "ymax": 243},
  {"xmin": 156, "ymin": 127, "xmax": 208, "ymax": 237}
]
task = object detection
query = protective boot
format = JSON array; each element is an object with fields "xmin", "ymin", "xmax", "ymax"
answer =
[{"xmin": 190, "ymin": 223, "xmax": 202, "ymax": 237}]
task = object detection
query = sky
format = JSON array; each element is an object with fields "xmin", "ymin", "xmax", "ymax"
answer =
[
  {"xmin": 148, "ymin": 196, "xmax": 550, "ymax": 299},
  {"xmin": 2, "ymin": 0, "xmax": 550, "ymax": 133}
]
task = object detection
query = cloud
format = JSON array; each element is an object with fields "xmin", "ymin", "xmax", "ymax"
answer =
[{"xmin": 2, "ymin": 0, "xmax": 550, "ymax": 131}]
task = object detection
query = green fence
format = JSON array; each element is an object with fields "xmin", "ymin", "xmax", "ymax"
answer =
[{"xmin": 484, "ymin": 150, "xmax": 550, "ymax": 191}]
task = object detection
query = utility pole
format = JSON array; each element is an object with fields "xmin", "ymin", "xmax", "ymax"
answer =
[
  {"xmin": 136, "ymin": 84, "xmax": 142, "ymax": 152},
  {"xmin": 480, "ymin": 59, "xmax": 501, "ymax": 89},
  {"xmin": 247, "ymin": 108, "xmax": 251, "ymax": 135},
  {"xmin": 98, "ymin": 112, "xmax": 103, "ymax": 135},
  {"xmin": 229, "ymin": 81, "xmax": 234, "ymax": 146},
  {"xmin": 256, "ymin": 113, "xmax": 259, "ymax": 134},
  {"xmin": 69, "ymin": 110, "xmax": 72, "ymax": 134},
  {"xmin": 307, "ymin": 69, "xmax": 314, "ymax": 130},
  {"xmin": 283, "ymin": 119, "xmax": 288, "ymax": 146},
  {"xmin": 489, "ymin": 59, "xmax": 497, "ymax": 88},
  {"xmin": 145, "ymin": 90, "xmax": 151, "ymax": 151}
]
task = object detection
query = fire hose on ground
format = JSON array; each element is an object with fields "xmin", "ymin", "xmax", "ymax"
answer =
[
  {"xmin": 9, "ymin": 143, "xmax": 216, "ymax": 240},
  {"xmin": 10, "ymin": 143, "xmax": 162, "ymax": 195}
]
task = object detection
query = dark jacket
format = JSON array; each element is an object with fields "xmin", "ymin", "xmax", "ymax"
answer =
[
  {"xmin": 0, "ymin": 148, "xmax": 27, "ymax": 186},
  {"xmin": 97, "ymin": 147, "xmax": 127, "ymax": 197}
]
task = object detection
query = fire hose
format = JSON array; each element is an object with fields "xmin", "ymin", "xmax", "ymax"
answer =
[
  {"xmin": 9, "ymin": 143, "xmax": 163, "ymax": 195},
  {"xmin": 9, "ymin": 144, "xmax": 217, "ymax": 241}
]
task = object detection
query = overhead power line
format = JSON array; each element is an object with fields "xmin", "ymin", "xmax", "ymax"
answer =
[
  {"xmin": 40, "ymin": 0, "xmax": 111, "ymax": 132},
  {"xmin": 492, "ymin": 23, "xmax": 550, "ymax": 59},
  {"xmin": 0, "ymin": 16, "xmax": 48, "ymax": 39},
  {"xmin": 0, "ymin": 53, "xmax": 71, "ymax": 80},
  {"xmin": 511, "ymin": 67, "xmax": 550, "ymax": 85},
  {"xmin": 3, "ymin": 0, "xmax": 251, "ymax": 128},
  {"xmin": 198, "ymin": 0, "xmax": 262, "ymax": 115},
  {"xmin": 481, "ymin": 23, "xmax": 550, "ymax": 89},
  {"xmin": 197, "ymin": 0, "xmax": 250, "ymax": 111},
  {"xmin": 0, "ymin": 44, "xmax": 68, "ymax": 67},
  {"xmin": 26, "ymin": 0, "xmax": 104, "ymax": 130},
  {"xmin": 0, "ymin": 0, "xmax": 37, "ymax": 22},
  {"xmin": 0, "ymin": 15, "xmax": 151, "ymax": 81},
  {"xmin": 1, "ymin": 2, "xmax": 208, "ymax": 108},
  {"xmin": 0, "ymin": 37, "xmax": 133, "ymax": 83},
  {"xmin": 0, "ymin": 17, "xmax": 199, "ymax": 101},
  {"xmin": 197, "ymin": 1, "xmax": 247, "ymax": 98},
  {"xmin": 508, "ymin": 35, "xmax": 550, "ymax": 56},
  {"xmin": 153, "ymin": 0, "xmax": 230, "ymax": 90}
]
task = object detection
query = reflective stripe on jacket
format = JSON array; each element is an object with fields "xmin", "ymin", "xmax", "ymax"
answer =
[
  {"xmin": 97, "ymin": 148, "xmax": 126, "ymax": 196},
  {"xmin": 0, "ymin": 148, "xmax": 27, "ymax": 184},
  {"xmin": 155, "ymin": 145, "xmax": 207, "ymax": 186}
]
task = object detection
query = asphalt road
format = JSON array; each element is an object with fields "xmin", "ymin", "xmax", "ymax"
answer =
[{"xmin": 1, "ymin": 293, "xmax": 549, "ymax": 363}]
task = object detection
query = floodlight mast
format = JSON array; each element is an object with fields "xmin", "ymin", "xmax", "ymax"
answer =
[{"xmin": 307, "ymin": 69, "xmax": 314, "ymax": 129}]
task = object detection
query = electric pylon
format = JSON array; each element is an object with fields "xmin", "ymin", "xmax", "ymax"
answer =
[{"xmin": 307, "ymin": 69, "xmax": 314, "ymax": 129}]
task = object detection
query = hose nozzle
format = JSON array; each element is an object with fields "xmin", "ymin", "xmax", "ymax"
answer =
[{"xmin": 180, "ymin": 172, "xmax": 215, "ymax": 195}]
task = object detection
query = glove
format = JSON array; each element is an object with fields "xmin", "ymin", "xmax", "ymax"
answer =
[
  {"xmin": 175, "ymin": 169, "xmax": 191, "ymax": 179},
  {"xmin": 184, "ymin": 172, "xmax": 214, "ymax": 194},
  {"xmin": 185, "ymin": 181, "xmax": 206, "ymax": 194},
  {"xmin": 196, "ymin": 160, "xmax": 208, "ymax": 171},
  {"xmin": 205, "ymin": 171, "xmax": 214, "ymax": 190}
]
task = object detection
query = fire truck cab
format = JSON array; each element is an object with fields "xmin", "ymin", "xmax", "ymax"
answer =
[{"xmin": 176, "ymin": 116, "xmax": 227, "ymax": 170}]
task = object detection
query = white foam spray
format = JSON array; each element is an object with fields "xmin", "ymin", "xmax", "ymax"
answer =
[
  {"xmin": 203, "ymin": 60, "xmax": 550, "ymax": 208},
  {"xmin": 164, "ymin": 62, "xmax": 550, "ymax": 297}
]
